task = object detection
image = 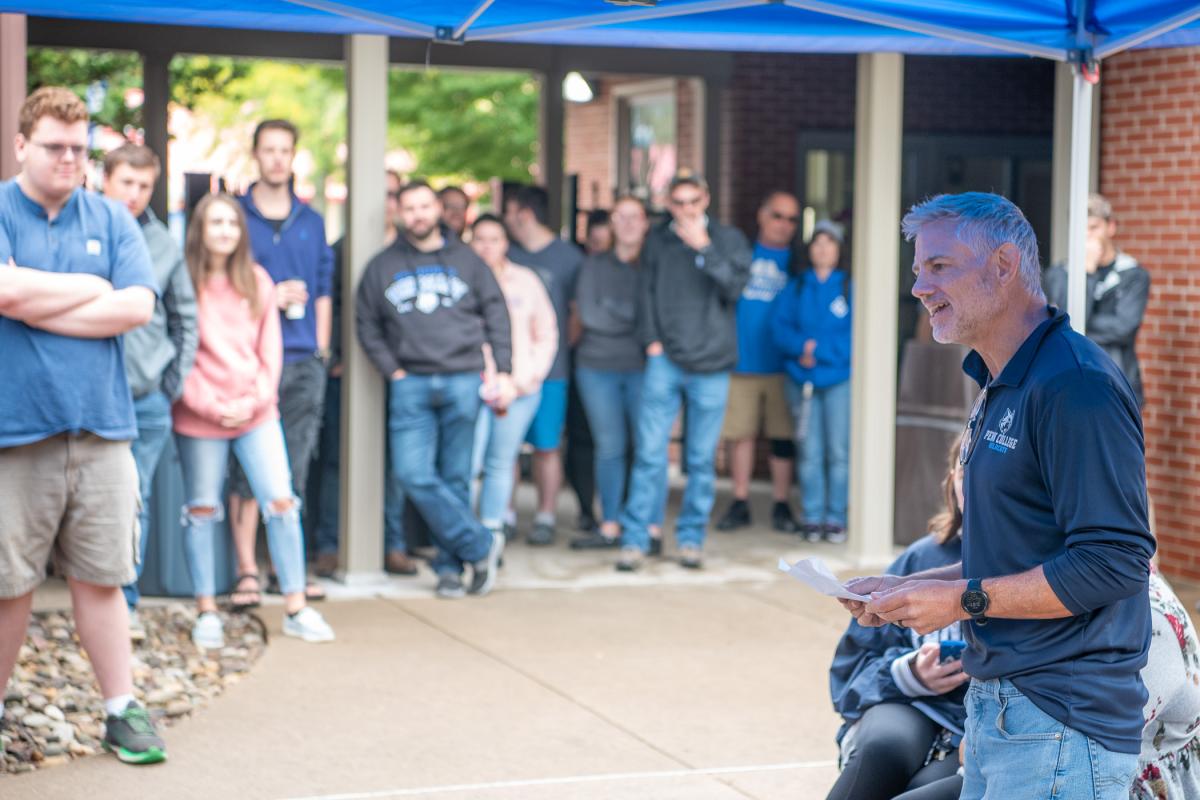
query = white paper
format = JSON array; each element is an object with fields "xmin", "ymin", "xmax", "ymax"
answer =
[{"xmin": 778, "ymin": 556, "xmax": 870, "ymax": 601}]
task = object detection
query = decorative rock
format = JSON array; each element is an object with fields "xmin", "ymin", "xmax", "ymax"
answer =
[
  {"xmin": 44, "ymin": 705, "xmax": 64, "ymax": 722},
  {"xmin": 21, "ymin": 713, "xmax": 51, "ymax": 729},
  {"xmin": 26, "ymin": 694, "xmax": 47, "ymax": 711},
  {"xmin": 164, "ymin": 701, "xmax": 191, "ymax": 718}
]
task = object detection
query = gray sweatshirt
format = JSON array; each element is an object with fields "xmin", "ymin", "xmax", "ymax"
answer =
[
  {"xmin": 575, "ymin": 251, "xmax": 644, "ymax": 372},
  {"xmin": 123, "ymin": 209, "xmax": 198, "ymax": 400},
  {"xmin": 637, "ymin": 220, "xmax": 752, "ymax": 373}
]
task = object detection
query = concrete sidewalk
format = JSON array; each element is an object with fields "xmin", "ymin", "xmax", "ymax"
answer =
[{"xmin": 6, "ymin": 497, "xmax": 855, "ymax": 800}]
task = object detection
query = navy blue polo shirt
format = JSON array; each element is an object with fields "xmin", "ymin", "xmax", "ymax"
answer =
[
  {"xmin": 960, "ymin": 307, "xmax": 1154, "ymax": 755},
  {"xmin": 0, "ymin": 180, "xmax": 156, "ymax": 448}
]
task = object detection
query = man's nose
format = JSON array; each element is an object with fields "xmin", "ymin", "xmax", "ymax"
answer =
[{"xmin": 911, "ymin": 271, "xmax": 932, "ymax": 299}]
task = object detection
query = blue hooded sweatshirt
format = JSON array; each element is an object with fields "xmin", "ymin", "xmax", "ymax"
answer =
[
  {"xmin": 239, "ymin": 187, "xmax": 334, "ymax": 364},
  {"xmin": 771, "ymin": 269, "xmax": 851, "ymax": 388}
]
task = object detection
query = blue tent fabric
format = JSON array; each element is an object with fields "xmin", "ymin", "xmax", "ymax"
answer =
[{"xmin": 5, "ymin": 0, "xmax": 1200, "ymax": 59}]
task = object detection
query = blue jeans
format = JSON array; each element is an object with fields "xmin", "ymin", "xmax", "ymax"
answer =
[
  {"xmin": 122, "ymin": 391, "xmax": 174, "ymax": 610},
  {"xmin": 961, "ymin": 678, "xmax": 1137, "ymax": 800},
  {"xmin": 388, "ymin": 372, "xmax": 491, "ymax": 576},
  {"xmin": 473, "ymin": 391, "xmax": 541, "ymax": 528},
  {"xmin": 176, "ymin": 419, "xmax": 306, "ymax": 598},
  {"xmin": 621, "ymin": 355, "xmax": 729, "ymax": 552},
  {"xmin": 314, "ymin": 376, "xmax": 407, "ymax": 557},
  {"xmin": 786, "ymin": 378, "xmax": 850, "ymax": 527},
  {"xmin": 575, "ymin": 366, "xmax": 665, "ymax": 525}
]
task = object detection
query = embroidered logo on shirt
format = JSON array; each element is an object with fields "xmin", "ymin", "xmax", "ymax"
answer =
[
  {"xmin": 385, "ymin": 266, "xmax": 469, "ymax": 315},
  {"xmin": 86, "ymin": 239, "xmax": 102, "ymax": 256},
  {"xmin": 830, "ymin": 295, "xmax": 849, "ymax": 319},
  {"xmin": 984, "ymin": 409, "xmax": 1019, "ymax": 453},
  {"xmin": 742, "ymin": 257, "xmax": 788, "ymax": 302}
]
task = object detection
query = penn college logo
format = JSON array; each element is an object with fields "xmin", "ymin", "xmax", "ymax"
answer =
[{"xmin": 983, "ymin": 408, "xmax": 1019, "ymax": 453}]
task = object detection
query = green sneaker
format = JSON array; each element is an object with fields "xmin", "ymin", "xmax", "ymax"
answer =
[{"xmin": 102, "ymin": 702, "xmax": 166, "ymax": 765}]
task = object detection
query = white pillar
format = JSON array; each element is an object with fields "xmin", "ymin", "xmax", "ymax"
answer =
[
  {"xmin": 338, "ymin": 34, "xmax": 389, "ymax": 584},
  {"xmin": 848, "ymin": 52, "xmax": 904, "ymax": 568},
  {"xmin": 1065, "ymin": 68, "xmax": 1094, "ymax": 333},
  {"xmin": 0, "ymin": 14, "xmax": 26, "ymax": 181},
  {"xmin": 1051, "ymin": 61, "xmax": 1101, "ymax": 304}
]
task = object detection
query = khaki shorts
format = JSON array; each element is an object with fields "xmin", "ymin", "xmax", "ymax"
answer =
[
  {"xmin": 0, "ymin": 433, "xmax": 139, "ymax": 598},
  {"xmin": 721, "ymin": 373, "xmax": 794, "ymax": 441}
]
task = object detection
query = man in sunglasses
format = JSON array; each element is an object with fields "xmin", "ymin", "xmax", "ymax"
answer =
[
  {"xmin": 617, "ymin": 170, "xmax": 751, "ymax": 571},
  {"xmin": 715, "ymin": 191, "xmax": 802, "ymax": 536},
  {"xmin": 840, "ymin": 192, "xmax": 1153, "ymax": 799}
]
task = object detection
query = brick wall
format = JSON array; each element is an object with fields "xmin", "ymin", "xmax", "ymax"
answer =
[{"xmin": 1100, "ymin": 47, "xmax": 1200, "ymax": 581}]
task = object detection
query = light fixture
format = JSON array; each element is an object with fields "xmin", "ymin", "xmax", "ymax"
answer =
[{"xmin": 563, "ymin": 71, "xmax": 596, "ymax": 103}]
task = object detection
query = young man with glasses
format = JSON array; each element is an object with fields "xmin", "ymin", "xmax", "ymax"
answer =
[
  {"xmin": 840, "ymin": 193, "xmax": 1153, "ymax": 799},
  {"xmin": 0, "ymin": 87, "xmax": 166, "ymax": 763},
  {"xmin": 617, "ymin": 170, "xmax": 752, "ymax": 571},
  {"xmin": 715, "ymin": 191, "xmax": 801, "ymax": 535}
]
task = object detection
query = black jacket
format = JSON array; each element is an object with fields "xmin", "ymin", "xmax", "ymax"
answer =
[
  {"xmin": 355, "ymin": 234, "xmax": 512, "ymax": 377},
  {"xmin": 1043, "ymin": 252, "xmax": 1150, "ymax": 406},
  {"xmin": 636, "ymin": 219, "xmax": 752, "ymax": 373}
]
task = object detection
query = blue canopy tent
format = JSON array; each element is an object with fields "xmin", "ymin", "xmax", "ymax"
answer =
[{"xmin": 2, "ymin": 0, "xmax": 1196, "ymax": 570}]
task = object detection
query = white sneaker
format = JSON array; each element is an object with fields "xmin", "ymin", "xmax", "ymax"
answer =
[
  {"xmin": 128, "ymin": 609, "xmax": 147, "ymax": 643},
  {"xmin": 192, "ymin": 611, "xmax": 225, "ymax": 650},
  {"xmin": 282, "ymin": 606, "xmax": 335, "ymax": 643}
]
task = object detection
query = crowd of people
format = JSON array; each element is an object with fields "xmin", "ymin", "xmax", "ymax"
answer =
[{"xmin": 0, "ymin": 81, "xmax": 1169, "ymax": 796}]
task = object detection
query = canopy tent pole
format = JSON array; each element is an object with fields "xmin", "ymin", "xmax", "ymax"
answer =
[
  {"xmin": 467, "ymin": 0, "xmax": 763, "ymax": 42},
  {"xmin": 141, "ymin": 49, "xmax": 172, "ymax": 221},
  {"xmin": 1094, "ymin": 3, "xmax": 1200, "ymax": 58},
  {"xmin": 1065, "ymin": 65, "xmax": 1094, "ymax": 333},
  {"xmin": 849, "ymin": 52, "xmax": 904, "ymax": 568},
  {"xmin": 452, "ymin": 0, "xmax": 497, "ymax": 41},
  {"xmin": 337, "ymin": 33, "xmax": 389, "ymax": 585},
  {"xmin": 280, "ymin": 0, "xmax": 435, "ymax": 37}
]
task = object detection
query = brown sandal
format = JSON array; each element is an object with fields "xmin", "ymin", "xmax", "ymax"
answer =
[{"xmin": 230, "ymin": 573, "xmax": 262, "ymax": 610}]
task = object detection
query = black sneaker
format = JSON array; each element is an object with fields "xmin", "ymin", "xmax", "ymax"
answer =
[
  {"xmin": 823, "ymin": 524, "xmax": 848, "ymax": 544},
  {"xmin": 527, "ymin": 520, "xmax": 556, "ymax": 547},
  {"xmin": 502, "ymin": 521, "xmax": 517, "ymax": 541},
  {"xmin": 435, "ymin": 573, "xmax": 466, "ymax": 599},
  {"xmin": 647, "ymin": 537, "xmax": 663, "ymax": 557},
  {"xmin": 468, "ymin": 530, "xmax": 505, "ymax": 596},
  {"xmin": 800, "ymin": 523, "xmax": 823, "ymax": 543},
  {"xmin": 715, "ymin": 499, "xmax": 751, "ymax": 531},
  {"xmin": 772, "ymin": 502, "xmax": 799, "ymax": 533},
  {"xmin": 102, "ymin": 701, "xmax": 166, "ymax": 765},
  {"xmin": 570, "ymin": 531, "xmax": 620, "ymax": 550},
  {"xmin": 577, "ymin": 513, "xmax": 598, "ymax": 534}
]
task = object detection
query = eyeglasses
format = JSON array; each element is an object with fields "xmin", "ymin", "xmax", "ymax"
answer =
[
  {"xmin": 769, "ymin": 211, "xmax": 800, "ymax": 224},
  {"xmin": 30, "ymin": 142, "xmax": 88, "ymax": 161},
  {"xmin": 959, "ymin": 385, "xmax": 989, "ymax": 467}
]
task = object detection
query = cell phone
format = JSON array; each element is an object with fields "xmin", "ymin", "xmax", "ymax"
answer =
[{"xmin": 939, "ymin": 640, "xmax": 967, "ymax": 663}]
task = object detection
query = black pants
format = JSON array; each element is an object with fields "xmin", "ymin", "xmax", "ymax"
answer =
[
  {"xmin": 893, "ymin": 775, "xmax": 963, "ymax": 800},
  {"xmin": 564, "ymin": 368, "xmax": 596, "ymax": 522},
  {"xmin": 825, "ymin": 703, "xmax": 960, "ymax": 800}
]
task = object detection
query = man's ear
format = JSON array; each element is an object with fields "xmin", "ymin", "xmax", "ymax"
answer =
[{"xmin": 993, "ymin": 242, "xmax": 1023, "ymax": 288}]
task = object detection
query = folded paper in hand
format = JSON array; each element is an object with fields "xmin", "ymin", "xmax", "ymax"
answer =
[{"xmin": 777, "ymin": 556, "xmax": 870, "ymax": 601}]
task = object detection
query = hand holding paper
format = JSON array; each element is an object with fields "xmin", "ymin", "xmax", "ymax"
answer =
[{"xmin": 777, "ymin": 556, "xmax": 871, "ymax": 601}]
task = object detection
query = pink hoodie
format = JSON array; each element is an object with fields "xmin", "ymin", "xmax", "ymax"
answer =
[
  {"xmin": 173, "ymin": 266, "xmax": 282, "ymax": 439},
  {"xmin": 485, "ymin": 261, "xmax": 558, "ymax": 396}
]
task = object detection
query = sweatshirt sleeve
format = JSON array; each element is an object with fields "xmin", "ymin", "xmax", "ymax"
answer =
[
  {"xmin": 636, "ymin": 235, "xmax": 661, "ymax": 348},
  {"xmin": 354, "ymin": 258, "xmax": 400, "ymax": 378},
  {"xmin": 814, "ymin": 279, "xmax": 852, "ymax": 367},
  {"xmin": 253, "ymin": 272, "xmax": 283, "ymax": 413},
  {"xmin": 162, "ymin": 248, "xmax": 199, "ymax": 401},
  {"xmin": 830, "ymin": 619, "xmax": 917, "ymax": 722},
  {"xmin": 525, "ymin": 272, "xmax": 559, "ymax": 390},
  {"xmin": 178, "ymin": 362, "xmax": 228, "ymax": 425},
  {"xmin": 1087, "ymin": 268, "xmax": 1150, "ymax": 347},
  {"xmin": 475, "ymin": 258, "xmax": 513, "ymax": 375},
  {"xmin": 316, "ymin": 231, "xmax": 334, "ymax": 299},
  {"xmin": 771, "ymin": 279, "xmax": 805, "ymax": 358},
  {"xmin": 699, "ymin": 227, "xmax": 752, "ymax": 305},
  {"xmin": 1039, "ymin": 371, "xmax": 1155, "ymax": 615}
]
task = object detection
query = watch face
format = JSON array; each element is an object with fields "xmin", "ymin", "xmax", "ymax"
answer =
[{"xmin": 962, "ymin": 590, "xmax": 988, "ymax": 616}]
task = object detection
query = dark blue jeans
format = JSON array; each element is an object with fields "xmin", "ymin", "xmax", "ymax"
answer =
[
  {"xmin": 388, "ymin": 372, "xmax": 491, "ymax": 572},
  {"xmin": 122, "ymin": 391, "xmax": 173, "ymax": 610},
  {"xmin": 314, "ymin": 376, "xmax": 407, "ymax": 557}
]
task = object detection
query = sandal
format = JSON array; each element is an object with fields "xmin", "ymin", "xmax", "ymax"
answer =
[
  {"xmin": 230, "ymin": 573, "xmax": 262, "ymax": 610},
  {"xmin": 265, "ymin": 574, "xmax": 327, "ymax": 602}
]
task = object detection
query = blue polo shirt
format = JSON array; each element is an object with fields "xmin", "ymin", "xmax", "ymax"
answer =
[
  {"xmin": 0, "ymin": 180, "xmax": 156, "ymax": 448},
  {"xmin": 960, "ymin": 307, "xmax": 1154, "ymax": 755}
]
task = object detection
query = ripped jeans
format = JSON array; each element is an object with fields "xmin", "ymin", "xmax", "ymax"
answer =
[{"xmin": 176, "ymin": 419, "xmax": 306, "ymax": 598}]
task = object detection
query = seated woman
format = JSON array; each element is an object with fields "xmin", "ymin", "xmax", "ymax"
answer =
[{"xmin": 826, "ymin": 440, "xmax": 968, "ymax": 800}]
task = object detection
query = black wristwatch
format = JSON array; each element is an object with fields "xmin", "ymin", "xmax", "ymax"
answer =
[{"xmin": 960, "ymin": 578, "xmax": 990, "ymax": 626}]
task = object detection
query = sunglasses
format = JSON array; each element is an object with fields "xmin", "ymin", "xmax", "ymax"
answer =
[
  {"xmin": 769, "ymin": 211, "xmax": 800, "ymax": 224},
  {"xmin": 668, "ymin": 195, "xmax": 704, "ymax": 208},
  {"xmin": 959, "ymin": 385, "xmax": 990, "ymax": 467}
]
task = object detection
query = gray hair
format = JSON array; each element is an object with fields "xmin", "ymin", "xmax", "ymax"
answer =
[{"xmin": 901, "ymin": 192, "xmax": 1044, "ymax": 298}]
